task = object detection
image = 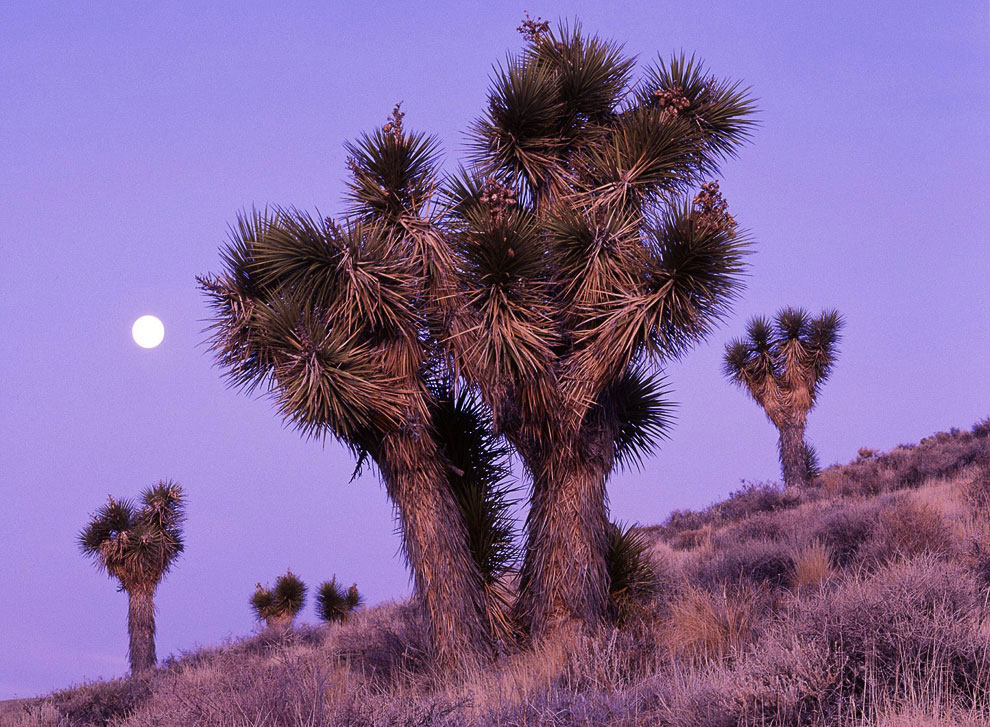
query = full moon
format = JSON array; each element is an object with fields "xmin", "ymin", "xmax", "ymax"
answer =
[{"xmin": 132, "ymin": 315, "xmax": 165, "ymax": 348}]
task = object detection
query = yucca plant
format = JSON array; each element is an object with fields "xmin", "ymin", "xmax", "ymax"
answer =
[
  {"xmin": 723, "ymin": 307, "xmax": 843, "ymax": 487},
  {"xmin": 79, "ymin": 481, "xmax": 185, "ymax": 674},
  {"xmin": 443, "ymin": 18, "xmax": 755, "ymax": 638},
  {"xmin": 251, "ymin": 570, "xmax": 307, "ymax": 628},
  {"xmin": 315, "ymin": 578, "xmax": 363, "ymax": 624},
  {"xmin": 606, "ymin": 522, "xmax": 659, "ymax": 622},
  {"xmin": 199, "ymin": 105, "xmax": 514, "ymax": 667}
]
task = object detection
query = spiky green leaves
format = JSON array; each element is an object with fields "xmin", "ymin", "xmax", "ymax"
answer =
[
  {"xmin": 200, "ymin": 209, "xmax": 425, "ymax": 448},
  {"xmin": 251, "ymin": 571, "xmax": 307, "ymax": 626},
  {"xmin": 606, "ymin": 522, "xmax": 659, "ymax": 620},
  {"xmin": 524, "ymin": 21, "xmax": 634, "ymax": 126},
  {"xmin": 79, "ymin": 481, "xmax": 186, "ymax": 591},
  {"xmin": 430, "ymin": 387, "xmax": 517, "ymax": 586},
  {"xmin": 447, "ymin": 203, "xmax": 558, "ymax": 410},
  {"xmin": 637, "ymin": 53, "xmax": 757, "ymax": 165},
  {"xmin": 316, "ymin": 578, "xmax": 362, "ymax": 623},
  {"xmin": 345, "ymin": 104, "xmax": 443, "ymax": 223},
  {"xmin": 471, "ymin": 57, "xmax": 564, "ymax": 199},
  {"xmin": 603, "ymin": 367, "xmax": 675, "ymax": 472}
]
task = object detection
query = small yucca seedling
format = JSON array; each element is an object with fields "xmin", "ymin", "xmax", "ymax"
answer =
[
  {"xmin": 251, "ymin": 570, "xmax": 307, "ymax": 628},
  {"xmin": 316, "ymin": 577, "xmax": 363, "ymax": 623},
  {"xmin": 606, "ymin": 522, "xmax": 659, "ymax": 621}
]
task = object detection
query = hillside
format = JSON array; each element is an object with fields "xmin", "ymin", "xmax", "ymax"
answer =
[{"xmin": 9, "ymin": 420, "xmax": 990, "ymax": 727}]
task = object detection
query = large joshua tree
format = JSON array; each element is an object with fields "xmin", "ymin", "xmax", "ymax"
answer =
[
  {"xmin": 79, "ymin": 481, "xmax": 185, "ymax": 675},
  {"xmin": 443, "ymin": 18, "xmax": 755, "ymax": 638},
  {"xmin": 723, "ymin": 307, "xmax": 843, "ymax": 488},
  {"xmin": 199, "ymin": 107, "xmax": 514, "ymax": 668}
]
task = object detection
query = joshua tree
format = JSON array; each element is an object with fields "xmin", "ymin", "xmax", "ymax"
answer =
[
  {"xmin": 723, "ymin": 307, "xmax": 843, "ymax": 488},
  {"xmin": 443, "ymin": 19, "xmax": 755, "ymax": 638},
  {"xmin": 201, "ymin": 16, "xmax": 754, "ymax": 651},
  {"xmin": 79, "ymin": 481, "xmax": 185, "ymax": 674},
  {"xmin": 199, "ymin": 108, "xmax": 515, "ymax": 667},
  {"xmin": 316, "ymin": 578, "xmax": 363, "ymax": 623},
  {"xmin": 251, "ymin": 570, "xmax": 307, "ymax": 628}
]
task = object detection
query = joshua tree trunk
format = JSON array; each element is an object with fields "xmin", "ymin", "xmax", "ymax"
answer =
[
  {"xmin": 127, "ymin": 584, "xmax": 157, "ymax": 675},
  {"xmin": 379, "ymin": 430, "xmax": 492, "ymax": 670},
  {"xmin": 515, "ymin": 428, "xmax": 613, "ymax": 641},
  {"xmin": 777, "ymin": 419, "xmax": 809, "ymax": 488}
]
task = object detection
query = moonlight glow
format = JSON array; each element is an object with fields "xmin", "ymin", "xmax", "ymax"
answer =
[{"xmin": 132, "ymin": 315, "xmax": 165, "ymax": 348}]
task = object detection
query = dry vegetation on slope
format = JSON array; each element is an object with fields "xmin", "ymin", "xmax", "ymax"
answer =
[{"xmin": 11, "ymin": 420, "xmax": 990, "ymax": 727}]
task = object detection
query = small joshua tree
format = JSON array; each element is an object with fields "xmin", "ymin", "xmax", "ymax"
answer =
[
  {"xmin": 251, "ymin": 570, "xmax": 307, "ymax": 629},
  {"xmin": 79, "ymin": 481, "xmax": 185, "ymax": 674},
  {"xmin": 316, "ymin": 578, "xmax": 363, "ymax": 623},
  {"xmin": 723, "ymin": 307, "xmax": 843, "ymax": 487}
]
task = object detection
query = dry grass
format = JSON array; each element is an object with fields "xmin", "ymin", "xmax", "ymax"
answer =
[
  {"xmin": 791, "ymin": 539, "xmax": 834, "ymax": 590},
  {"xmin": 664, "ymin": 584, "xmax": 767, "ymax": 665},
  {"xmin": 22, "ymin": 418, "xmax": 990, "ymax": 727}
]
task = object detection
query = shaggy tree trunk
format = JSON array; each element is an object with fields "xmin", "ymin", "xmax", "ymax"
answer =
[
  {"xmin": 127, "ymin": 585, "xmax": 157, "ymax": 675},
  {"xmin": 515, "ymin": 429, "xmax": 613, "ymax": 641},
  {"xmin": 778, "ymin": 420, "xmax": 809, "ymax": 488},
  {"xmin": 379, "ymin": 431, "xmax": 492, "ymax": 670}
]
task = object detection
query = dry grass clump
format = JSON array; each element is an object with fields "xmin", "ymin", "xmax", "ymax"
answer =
[
  {"xmin": 790, "ymin": 539, "xmax": 834, "ymax": 590},
  {"xmin": 664, "ymin": 584, "xmax": 769, "ymax": 665}
]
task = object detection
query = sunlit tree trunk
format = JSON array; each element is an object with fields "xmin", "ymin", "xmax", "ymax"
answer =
[
  {"xmin": 515, "ymin": 425, "xmax": 615, "ymax": 641},
  {"xmin": 778, "ymin": 419, "xmax": 809, "ymax": 488},
  {"xmin": 379, "ymin": 431, "xmax": 492, "ymax": 670},
  {"xmin": 127, "ymin": 584, "xmax": 157, "ymax": 675}
]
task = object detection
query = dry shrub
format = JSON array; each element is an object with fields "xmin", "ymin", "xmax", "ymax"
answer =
[
  {"xmin": 868, "ymin": 498, "xmax": 955, "ymax": 564},
  {"xmin": 670, "ymin": 526, "xmax": 711, "ymax": 551},
  {"xmin": 811, "ymin": 500, "xmax": 882, "ymax": 566},
  {"xmin": 0, "ymin": 701, "xmax": 60, "ymax": 727},
  {"xmin": 715, "ymin": 481, "xmax": 801, "ymax": 522},
  {"xmin": 694, "ymin": 538, "xmax": 794, "ymax": 590},
  {"xmin": 791, "ymin": 539, "xmax": 834, "ymax": 590},
  {"xmin": 789, "ymin": 556, "xmax": 990, "ymax": 713},
  {"xmin": 49, "ymin": 674, "xmax": 152, "ymax": 726},
  {"xmin": 718, "ymin": 511, "xmax": 787, "ymax": 543},
  {"xmin": 962, "ymin": 453, "xmax": 990, "ymax": 515},
  {"xmin": 665, "ymin": 584, "xmax": 768, "ymax": 664},
  {"xmin": 872, "ymin": 703, "xmax": 990, "ymax": 727},
  {"xmin": 824, "ymin": 427, "xmax": 988, "ymax": 499},
  {"xmin": 331, "ymin": 601, "xmax": 430, "ymax": 686}
]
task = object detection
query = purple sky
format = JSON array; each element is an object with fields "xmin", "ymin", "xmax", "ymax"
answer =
[{"xmin": 1, "ymin": 1, "xmax": 988, "ymax": 699}]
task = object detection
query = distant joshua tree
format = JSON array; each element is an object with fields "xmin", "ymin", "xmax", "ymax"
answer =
[
  {"xmin": 723, "ymin": 307, "xmax": 843, "ymax": 488},
  {"xmin": 250, "ymin": 571, "xmax": 307, "ymax": 629},
  {"xmin": 316, "ymin": 578, "xmax": 363, "ymax": 623},
  {"xmin": 79, "ymin": 481, "xmax": 185, "ymax": 674}
]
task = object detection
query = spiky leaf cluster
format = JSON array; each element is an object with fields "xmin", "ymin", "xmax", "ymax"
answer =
[
  {"xmin": 78, "ymin": 481, "xmax": 186, "ymax": 591},
  {"xmin": 316, "ymin": 578, "xmax": 363, "ymax": 623},
  {"xmin": 606, "ymin": 522, "xmax": 659, "ymax": 617},
  {"xmin": 251, "ymin": 570, "xmax": 307, "ymax": 624},
  {"xmin": 199, "ymin": 102, "xmax": 458, "ymax": 455},
  {"xmin": 429, "ymin": 386, "xmax": 517, "ymax": 585},
  {"xmin": 723, "ymin": 307, "xmax": 844, "ymax": 424},
  {"xmin": 449, "ymin": 20, "xmax": 755, "ymax": 448}
]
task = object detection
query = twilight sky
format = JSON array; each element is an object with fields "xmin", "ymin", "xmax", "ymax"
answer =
[{"xmin": 1, "ymin": 1, "xmax": 988, "ymax": 699}]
